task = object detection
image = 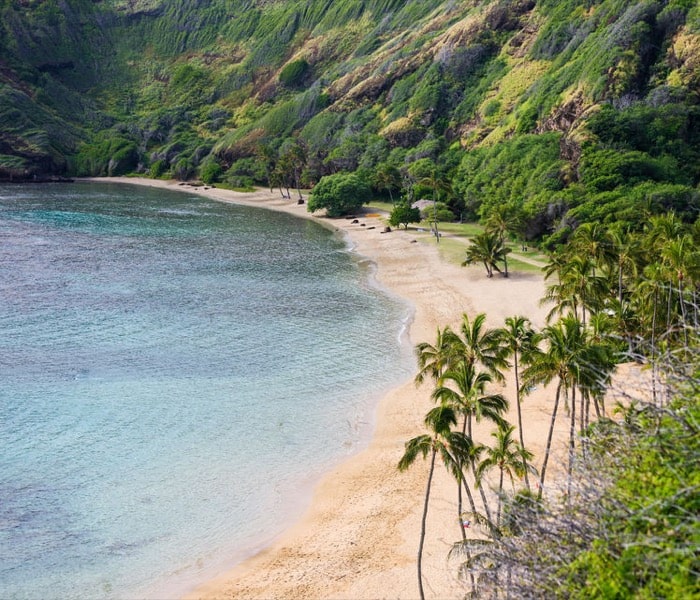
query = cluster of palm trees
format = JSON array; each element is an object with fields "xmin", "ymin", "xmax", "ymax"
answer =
[
  {"xmin": 398, "ymin": 213, "xmax": 699, "ymax": 598},
  {"xmin": 543, "ymin": 217, "xmax": 699, "ymax": 404}
]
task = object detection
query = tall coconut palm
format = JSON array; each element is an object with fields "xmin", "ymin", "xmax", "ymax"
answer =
[
  {"xmin": 418, "ymin": 169, "xmax": 453, "ymax": 243},
  {"xmin": 475, "ymin": 423, "xmax": 533, "ymax": 528},
  {"xmin": 398, "ymin": 405, "xmax": 474, "ymax": 600},
  {"xmin": 607, "ymin": 226, "xmax": 641, "ymax": 311},
  {"xmin": 633, "ymin": 263, "xmax": 667, "ymax": 405},
  {"xmin": 433, "ymin": 363, "xmax": 508, "ymax": 440},
  {"xmin": 485, "ymin": 205, "xmax": 521, "ymax": 278},
  {"xmin": 660, "ymin": 233, "xmax": 698, "ymax": 348},
  {"xmin": 462, "ymin": 231, "xmax": 511, "ymax": 278},
  {"xmin": 499, "ymin": 315, "xmax": 541, "ymax": 490},
  {"xmin": 570, "ymin": 222, "xmax": 616, "ymax": 278},
  {"xmin": 521, "ymin": 316, "xmax": 612, "ymax": 496},
  {"xmin": 542, "ymin": 253, "xmax": 607, "ymax": 327},
  {"xmin": 414, "ymin": 325, "xmax": 462, "ymax": 385},
  {"xmin": 457, "ymin": 312, "xmax": 508, "ymax": 383},
  {"xmin": 433, "ymin": 361, "xmax": 508, "ymax": 527}
]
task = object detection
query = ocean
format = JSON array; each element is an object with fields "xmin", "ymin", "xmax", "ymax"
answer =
[{"xmin": 0, "ymin": 182, "xmax": 414, "ymax": 599}]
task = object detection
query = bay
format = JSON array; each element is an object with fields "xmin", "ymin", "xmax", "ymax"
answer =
[{"xmin": 0, "ymin": 182, "xmax": 413, "ymax": 599}]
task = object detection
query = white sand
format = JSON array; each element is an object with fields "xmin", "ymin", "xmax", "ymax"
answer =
[{"xmin": 83, "ymin": 178, "xmax": 569, "ymax": 599}]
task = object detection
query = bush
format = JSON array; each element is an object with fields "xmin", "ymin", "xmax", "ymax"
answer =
[
  {"xmin": 307, "ymin": 172, "xmax": 371, "ymax": 217},
  {"xmin": 200, "ymin": 157, "xmax": 222, "ymax": 184},
  {"xmin": 389, "ymin": 202, "xmax": 421, "ymax": 230},
  {"xmin": 279, "ymin": 59, "xmax": 310, "ymax": 88}
]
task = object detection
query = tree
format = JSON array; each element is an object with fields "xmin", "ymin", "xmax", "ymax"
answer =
[
  {"xmin": 522, "ymin": 316, "xmax": 614, "ymax": 496},
  {"xmin": 433, "ymin": 361, "xmax": 509, "ymax": 527},
  {"xmin": 476, "ymin": 424, "xmax": 533, "ymax": 528},
  {"xmin": 389, "ymin": 201, "xmax": 421, "ymax": 230},
  {"xmin": 417, "ymin": 167, "xmax": 453, "ymax": 243},
  {"xmin": 462, "ymin": 232, "xmax": 511, "ymax": 278},
  {"xmin": 570, "ymin": 222, "xmax": 615, "ymax": 278},
  {"xmin": 499, "ymin": 316, "xmax": 540, "ymax": 491},
  {"xmin": 279, "ymin": 137, "xmax": 307, "ymax": 201},
  {"xmin": 414, "ymin": 325, "xmax": 462, "ymax": 385},
  {"xmin": 541, "ymin": 252, "xmax": 607, "ymax": 327},
  {"xmin": 398, "ymin": 405, "xmax": 475, "ymax": 600},
  {"xmin": 307, "ymin": 172, "xmax": 371, "ymax": 217},
  {"xmin": 457, "ymin": 312, "xmax": 508, "ymax": 383},
  {"xmin": 485, "ymin": 205, "xmax": 521, "ymax": 277},
  {"xmin": 373, "ymin": 162, "xmax": 402, "ymax": 202}
]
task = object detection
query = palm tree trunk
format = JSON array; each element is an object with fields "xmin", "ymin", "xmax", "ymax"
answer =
[
  {"xmin": 460, "ymin": 475, "xmax": 478, "ymax": 517},
  {"xmin": 496, "ymin": 468, "xmax": 504, "ymax": 528},
  {"xmin": 513, "ymin": 354, "xmax": 530, "ymax": 491},
  {"xmin": 472, "ymin": 460, "xmax": 494, "ymax": 526},
  {"xmin": 457, "ymin": 483, "xmax": 466, "ymax": 541},
  {"xmin": 567, "ymin": 386, "xmax": 576, "ymax": 499},
  {"xmin": 538, "ymin": 380, "xmax": 562, "ymax": 498},
  {"xmin": 618, "ymin": 261, "xmax": 624, "ymax": 307},
  {"xmin": 417, "ymin": 449, "xmax": 437, "ymax": 600}
]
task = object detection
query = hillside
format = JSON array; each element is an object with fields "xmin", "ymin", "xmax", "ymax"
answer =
[{"xmin": 1, "ymin": 0, "xmax": 698, "ymax": 241}]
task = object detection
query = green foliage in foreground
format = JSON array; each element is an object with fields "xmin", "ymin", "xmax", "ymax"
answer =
[
  {"xmin": 458, "ymin": 366, "xmax": 700, "ymax": 599},
  {"xmin": 307, "ymin": 172, "xmax": 370, "ymax": 217},
  {"xmin": 404, "ymin": 213, "xmax": 699, "ymax": 598},
  {"xmin": 565, "ymin": 394, "xmax": 700, "ymax": 598}
]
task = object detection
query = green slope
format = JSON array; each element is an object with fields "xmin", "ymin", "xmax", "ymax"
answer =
[{"xmin": 0, "ymin": 0, "xmax": 698, "ymax": 239}]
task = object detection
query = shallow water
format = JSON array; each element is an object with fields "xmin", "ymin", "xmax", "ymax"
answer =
[{"xmin": 0, "ymin": 182, "xmax": 414, "ymax": 599}]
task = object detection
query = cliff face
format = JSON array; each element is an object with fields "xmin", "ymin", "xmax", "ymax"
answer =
[{"xmin": 0, "ymin": 0, "xmax": 698, "ymax": 235}]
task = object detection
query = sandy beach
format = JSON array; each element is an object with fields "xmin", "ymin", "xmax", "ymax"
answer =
[{"xmin": 84, "ymin": 178, "xmax": 567, "ymax": 599}]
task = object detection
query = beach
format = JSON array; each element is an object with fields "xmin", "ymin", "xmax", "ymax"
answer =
[{"xmin": 85, "ymin": 178, "xmax": 565, "ymax": 599}]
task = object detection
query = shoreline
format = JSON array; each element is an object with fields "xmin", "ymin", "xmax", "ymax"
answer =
[{"xmin": 81, "ymin": 177, "xmax": 557, "ymax": 599}]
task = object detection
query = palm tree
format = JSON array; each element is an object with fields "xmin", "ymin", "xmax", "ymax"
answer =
[
  {"xmin": 570, "ymin": 222, "xmax": 615, "ymax": 277},
  {"xmin": 475, "ymin": 424, "xmax": 533, "ymax": 528},
  {"xmin": 433, "ymin": 363, "xmax": 508, "ymax": 440},
  {"xmin": 433, "ymin": 361, "xmax": 509, "ymax": 527},
  {"xmin": 373, "ymin": 163, "xmax": 402, "ymax": 202},
  {"xmin": 278, "ymin": 137, "xmax": 307, "ymax": 201},
  {"xmin": 607, "ymin": 226, "xmax": 641, "ymax": 310},
  {"xmin": 463, "ymin": 231, "xmax": 511, "ymax": 278},
  {"xmin": 485, "ymin": 205, "xmax": 522, "ymax": 278},
  {"xmin": 418, "ymin": 169, "xmax": 452, "ymax": 243},
  {"xmin": 660, "ymin": 233, "xmax": 698, "ymax": 348},
  {"xmin": 414, "ymin": 325, "xmax": 462, "ymax": 385},
  {"xmin": 541, "ymin": 253, "xmax": 607, "ymax": 327},
  {"xmin": 522, "ymin": 316, "xmax": 612, "ymax": 496},
  {"xmin": 499, "ymin": 316, "xmax": 540, "ymax": 490},
  {"xmin": 255, "ymin": 142, "xmax": 278, "ymax": 194},
  {"xmin": 633, "ymin": 263, "xmax": 667, "ymax": 404},
  {"xmin": 398, "ymin": 405, "xmax": 474, "ymax": 600},
  {"xmin": 457, "ymin": 312, "xmax": 508, "ymax": 383}
]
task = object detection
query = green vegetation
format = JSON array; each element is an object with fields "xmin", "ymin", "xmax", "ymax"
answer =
[
  {"xmin": 389, "ymin": 201, "xmax": 421, "ymax": 230},
  {"xmin": 1, "ymin": 2, "xmax": 697, "ymax": 595},
  {"xmin": 307, "ymin": 171, "xmax": 370, "ymax": 217},
  {"xmin": 0, "ymin": 0, "xmax": 696, "ymax": 245},
  {"xmin": 400, "ymin": 214, "xmax": 700, "ymax": 598}
]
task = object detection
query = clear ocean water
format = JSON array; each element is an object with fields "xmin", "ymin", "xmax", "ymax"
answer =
[{"xmin": 0, "ymin": 182, "xmax": 414, "ymax": 600}]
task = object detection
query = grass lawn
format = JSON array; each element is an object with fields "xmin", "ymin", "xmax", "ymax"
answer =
[{"xmin": 365, "ymin": 204, "xmax": 548, "ymax": 272}]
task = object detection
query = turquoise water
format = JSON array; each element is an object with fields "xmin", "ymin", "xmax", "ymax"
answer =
[{"xmin": 0, "ymin": 182, "xmax": 413, "ymax": 599}]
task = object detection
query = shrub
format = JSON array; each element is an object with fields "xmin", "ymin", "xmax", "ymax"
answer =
[
  {"xmin": 389, "ymin": 202, "xmax": 421, "ymax": 230},
  {"xmin": 279, "ymin": 59, "xmax": 310, "ymax": 88},
  {"xmin": 200, "ymin": 157, "xmax": 222, "ymax": 184},
  {"xmin": 307, "ymin": 172, "xmax": 371, "ymax": 217}
]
